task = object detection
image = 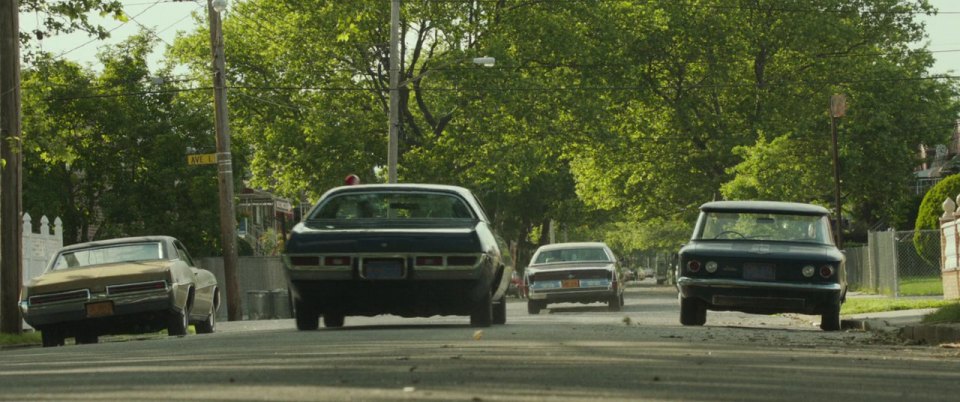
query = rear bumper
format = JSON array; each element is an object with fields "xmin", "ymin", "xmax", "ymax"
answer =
[
  {"xmin": 21, "ymin": 289, "xmax": 174, "ymax": 332},
  {"xmin": 528, "ymin": 287, "xmax": 618, "ymax": 304},
  {"xmin": 678, "ymin": 277, "xmax": 843, "ymax": 315}
]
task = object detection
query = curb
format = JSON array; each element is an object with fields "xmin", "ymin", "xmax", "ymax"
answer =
[{"xmin": 898, "ymin": 324, "xmax": 960, "ymax": 345}]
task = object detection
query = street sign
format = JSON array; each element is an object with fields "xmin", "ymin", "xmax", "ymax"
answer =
[{"xmin": 187, "ymin": 153, "xmax": 217, "ymax": 165}]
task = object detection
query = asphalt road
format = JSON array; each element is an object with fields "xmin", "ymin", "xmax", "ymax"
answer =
[{"xmin": 2, "ymin": 282, "xmax": 960, "ymax": 401}]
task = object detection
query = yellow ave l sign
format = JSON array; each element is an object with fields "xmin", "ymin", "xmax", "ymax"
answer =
[{"xmin": 187, "ymin": 153, "xmax": 217, "ymax": 165}]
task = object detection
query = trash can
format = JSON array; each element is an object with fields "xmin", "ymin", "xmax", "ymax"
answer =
[
  {"xmin": 271, "ymin": 288, "xmax": 292, "ymax": 319},
  {"xmin": 246, "ymin": 290, "xmax": 273, "ymax": 320}
]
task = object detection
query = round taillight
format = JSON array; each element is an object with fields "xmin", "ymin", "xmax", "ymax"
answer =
[
  {"xmin": 802, "ymin": 265, "xmax": 816, "ymax": 278},
  {"xmin": 705, "ymin": 261, "xmax": 718, "ymax": 273},
  {"xmin": 687, "ymin": 260, "xmax": 701, "ymax": 273},
  {"xmin": 819, "ymin": 265, "xmax": 835, "ymax": 278}
]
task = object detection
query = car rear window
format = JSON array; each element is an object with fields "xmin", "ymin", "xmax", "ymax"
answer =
[
  {"xmin": 310, "ymin": 191, "xmax": 475, "ymax": 221},
  {"xmin": 534, "ymin": 247, "xmax": 611, "ymax": 264},
  {"xmin": 698, "ymin": 211, "xmax": 833, "ymax": 244},
  {"xmin": 51, "ymin": 242, "xmax": 164, "ymax": 270}
]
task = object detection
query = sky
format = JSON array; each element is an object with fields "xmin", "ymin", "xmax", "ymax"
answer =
[{"xmin": 17, "ymin": 0, "xmax": 960, "ymax": 75}]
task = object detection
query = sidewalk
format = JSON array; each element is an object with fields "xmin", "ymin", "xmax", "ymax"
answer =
[{"xmin": 843, "ymin": 308, "xmax": 960, "ymax": 345}]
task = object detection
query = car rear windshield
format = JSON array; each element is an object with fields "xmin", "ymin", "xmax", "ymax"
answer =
[
  {"xmin": 51, "ymin": 242, "xmax": 164, "ymax": 270},
  {"xmin": 533, "ymin": 247, "xmax": 611, "ymax": 264},
  {"xmin": 697, "ymin": 211, "xmax": 834, "ymax": 245},
  {"xmin": 309, "ymin": 191, "xmax": 476, "ymax": 222}
]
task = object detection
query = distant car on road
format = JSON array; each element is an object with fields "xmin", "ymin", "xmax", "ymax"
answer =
[
  {"xmin": 676, "ymin": 201, "xmax": 846, "ymax": 331},
  {"xmin": 20, "ymin": 236, "xmax": 220, "ymax": 347},
  {"xmin": 524, "ymin": 242, "xmax": 625, "ymax": 314},
  {"xmin": 283, "ymin": 184, "xmax": 512, "ymax": 329}
]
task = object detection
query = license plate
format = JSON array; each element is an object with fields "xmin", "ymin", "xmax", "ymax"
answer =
[
  {"xmin": 743, "ymin": 264, "xmax": 775, "ymax": 281},
  {"xmin": 561, "ymin": 279, "xmax": 580, "ymax": 288},
  {"xmin": 363, "ymin": 258, "xmax": 405, "ymax": 279},
  {"xmin": 85, "ymin": 301, "xmax": 114, "ymax": 318}
]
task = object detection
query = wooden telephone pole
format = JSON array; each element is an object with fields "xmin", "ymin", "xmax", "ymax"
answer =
[{"xmin": 0, "ymin": 0, "xmax": 24, "ymax": 334}]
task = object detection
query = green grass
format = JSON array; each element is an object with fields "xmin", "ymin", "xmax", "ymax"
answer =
[
  {"xmin": 0, "ymin": 331, "xmax": 41, "ymax": 346},
  {"xmin": 840, "ymin": 297, "xmax": 957, "ymax": 315},
  {"xmin": 898, "ymin": 277, "xmax": 944, "ymax": 297},
  {"xmin": 922, "ymin": 302, "xmax": 960, "ymax": 324}
]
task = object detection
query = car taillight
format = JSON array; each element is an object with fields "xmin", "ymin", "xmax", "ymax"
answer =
[
  {"xmin": 687, "ymin": 260, "xmax": 701, "ymax": 273},
  {"xmin": 705, "ymin": 261, "xmax": 718, "ymax": 273},
  {"xmin": 324, "ymin": 256, "xmax": 351, "ymax": 266},
  {"xmin": 819, "ymin": 265, "xmax": 835, "ymax": 278},
  {"xmin": 416, "ymin": 256, "xmax": 444, "ymax": 266}
]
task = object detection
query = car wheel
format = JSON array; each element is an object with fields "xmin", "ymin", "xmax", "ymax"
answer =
[
  {"xmin": 41, "ymin": 328, "xmax": 64, "ymax": 347},
  {"xmin": 168, "ymin": 307, "xmax": 189, "ymax": 336},
  {"xmin": 493, "ymin": 297, "xmax": 507, "ymax": 325},
  {"xmin": 607, "ymin": 295, "xmax": 622, "ymax": 312},
  {"xmin": 323, "ymin": 313, "xmax": 345, "ymax": 328},
  {"xmin": 195, "ymin": 303, "xmax": 216, "ymax": 334},
  {"xmin": 680, "ymin": 297, "xmax": 706, "ymax": 326},
  {"xmin": 294, "ymin": 298, "xmax": 319, "ymax": 331},
  {"xmin": 527, "ymin": 300, "xmax": 543, "ymax": 315},
  {"xmin": 820, "ymin": 303, "xmax": 841, "ymax": 331},
  {"xmin": 75, "ymin": 330, "xmax": 99, "ymax": 345},
  {"xmin": 470, "ymin": 291, "xmax": 493, "ymax": 327}
]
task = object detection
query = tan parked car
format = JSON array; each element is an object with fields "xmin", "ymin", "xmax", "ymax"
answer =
[
  {"xmin": 20, "ymin": 236, "xmax": 220, "ymax": 347},
  {"xmin": 525, "ymin": 242, "xmax": 625, "ymax": 314}
]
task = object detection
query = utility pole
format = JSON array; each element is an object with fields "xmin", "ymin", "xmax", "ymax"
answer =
[
  {"xmin": 829, "ymin": 94, "xmax": 846, "ymax": 249},
  {"xmin": 387, "ymin": 0, "xmax": 400, "ymax": 183},
  {"xmin": 0, "ymin": 0, "xmax": 23, "ymax": 334},
  {"xmin": 208, "ymin": 0, "xmax": 241, "ymax": 321}
]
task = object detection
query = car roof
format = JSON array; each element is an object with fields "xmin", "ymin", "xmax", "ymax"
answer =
[
  {"xmin": 699, "ymin": 201, "xmax": 830, "ymax": 216},
  {"xmin": 322, "ymin": 183, "xmax": 474, "ymax": 198},
  {"xmin": 58, "ymin": 236, "xmax": 176, "ymax": 252},
  {"xmin": 535, "ymin": 242, "xmax": 610, "ymax": 251}
]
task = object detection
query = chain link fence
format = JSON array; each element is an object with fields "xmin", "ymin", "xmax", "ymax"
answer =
[{"xmin": 846, "ymin": 230, "xmax": 942, "ymax": 297}]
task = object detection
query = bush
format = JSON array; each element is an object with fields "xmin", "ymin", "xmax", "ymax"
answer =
[
  {"xmin": 916, "ymin": 174, "xmax": 960, "ymax": 231},
  {"xmin": 914, "ymin": 174, "xmax": 960, "ymax": 259}
]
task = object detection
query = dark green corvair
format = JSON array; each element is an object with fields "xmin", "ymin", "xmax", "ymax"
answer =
[
  {"xmin": 283, "ymin": 184, "xmax": 512, "ymax": 329},
  {"xmin": 677, "ymin": 201, "xmax": 846, "ymax": 331},
  {"xmin": 20, "ymin": 236, "xmax": 220, "ymax": 346}
]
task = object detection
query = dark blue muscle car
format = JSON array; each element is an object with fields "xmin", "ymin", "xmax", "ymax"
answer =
[
  {"xmin": 283, "ymin": 184, "xmax": 512, "ymax": 329},
  {"xmin": 677, "ymin": 201, "xmax": 846, "ymax": 331}
]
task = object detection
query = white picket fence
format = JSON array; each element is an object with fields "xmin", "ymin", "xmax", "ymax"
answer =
[{"xmin": 21, "ymin": 213, "xmax": 64, "ymax": 284}]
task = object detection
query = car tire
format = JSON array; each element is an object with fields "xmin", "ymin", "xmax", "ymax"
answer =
[
  {"xmin": 168, "ymin": 307, "xmax": 189, "ymax": 336},
  {"xmin": 607, "ymin": 295, "xmax": 622, "ymax": 312},
  {"xmin": 294, "ymin": 299, "xmax": 319, "ymax": 331},
  {"xmin": 41, "ymin": 328, "xmax": 64, "ymax": 347},
  {"xmin": 493, "ymin": 297, "xmax": 507, "ymax": 325},
  {"xmin": 470, "ymin": 291, "xmax": 493, "ymax": 327},
  {"xmin": 195, "ymin": 304, "xmax": 216, "ymax": 334},
  {"xmin": 323, "ymin": 313, "xmax": 345, "ymax": 328},
  {"xmin": 527, "ymin": 300, "xmax": 543, "ymax": 315},
  {"xmin": 680, "ymin": 297, "xmax": 706, "ymax": 326},
  {"xmin": 820, "ymin": 304, "xmax": 841, "ymax": 331}
]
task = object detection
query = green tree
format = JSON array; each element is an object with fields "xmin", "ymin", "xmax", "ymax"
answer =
[{"xmin": 21, "ymin": 33, "xmax": 225, "ymax": 255}]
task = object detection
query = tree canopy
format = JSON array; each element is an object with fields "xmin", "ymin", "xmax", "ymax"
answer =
[{"xmin": 16, "ymin": 0, "xmax": 960, "ymax": 261}]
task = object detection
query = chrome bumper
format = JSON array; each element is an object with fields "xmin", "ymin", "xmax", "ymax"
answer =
[
  {"xmin": 20, "ymin": 288, "xmax": 174, "ymax": 327},
  {"xmin": 677, "ymin": 277, "xmax": 842, "ymax": 292}
]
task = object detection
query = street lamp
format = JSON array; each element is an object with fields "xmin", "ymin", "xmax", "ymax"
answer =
[{"xmin": 208, "ymin": 0, "xmax": 241, "ymax": 321}]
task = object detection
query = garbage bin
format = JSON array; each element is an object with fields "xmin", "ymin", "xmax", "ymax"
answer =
[
  {"xmin": 246, "ymin": 290, "xmax": 273, "ymax": 320},
  {"xmin": 271, "ymin": 288, "xmax": 292, "ymax": 319}
]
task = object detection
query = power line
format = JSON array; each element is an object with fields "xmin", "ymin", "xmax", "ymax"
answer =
[{"xmin": 53, "ymin": 0, "xmax": 165, "ymax": 59}]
